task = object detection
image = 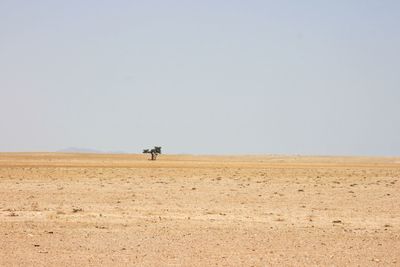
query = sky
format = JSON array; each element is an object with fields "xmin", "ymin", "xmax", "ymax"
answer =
[{"xmin": 0, "ymin": 0, "xmax": 399, "ymax": 155}]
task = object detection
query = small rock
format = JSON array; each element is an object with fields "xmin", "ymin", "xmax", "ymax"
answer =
[{"xmin": 332, "ymin": 220, "xmax": 342, "ymax": 224}]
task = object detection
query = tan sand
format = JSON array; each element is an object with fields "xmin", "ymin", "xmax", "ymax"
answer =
[{"xmin": 0, "ymin": 153, "xmax": 399, "ymax": 266}]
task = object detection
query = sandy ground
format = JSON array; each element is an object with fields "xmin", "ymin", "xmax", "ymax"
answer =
[{"xmin": 0, "ymin": 153, "xmax": 399, "ymax": 266}]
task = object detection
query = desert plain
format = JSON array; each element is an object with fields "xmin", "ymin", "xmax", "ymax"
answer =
[{"xmin": 0, "ymin": 153, "xmax": 399, "ymax": 266}]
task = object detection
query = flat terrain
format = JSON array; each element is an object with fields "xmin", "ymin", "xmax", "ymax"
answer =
[{"xmin": 0, "ymin": 153, "xmax": 399, "ymax": 266}]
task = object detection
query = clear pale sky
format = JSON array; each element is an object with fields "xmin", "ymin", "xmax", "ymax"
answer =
[{"xmin": 0, "ymin": 1, "xmax": 399, "ymax": 155}]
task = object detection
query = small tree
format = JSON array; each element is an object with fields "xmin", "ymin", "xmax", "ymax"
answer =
[{"xmin": 143, "ymin": 146, "xmax": 162, "ymax": 160}]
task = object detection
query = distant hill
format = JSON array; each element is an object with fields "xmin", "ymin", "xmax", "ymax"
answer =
[
  {"xmin": 57, "ymin": 147, "xmax": 126, "ymax": 154},
  {"xmin": 57, "ymin": 147, "xmax": 102, "ymax": 153}
]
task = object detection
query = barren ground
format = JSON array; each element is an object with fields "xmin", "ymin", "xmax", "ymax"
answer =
[{"xmin": 0, "ymin": 153, "xmax": 399, "ymax": 266}]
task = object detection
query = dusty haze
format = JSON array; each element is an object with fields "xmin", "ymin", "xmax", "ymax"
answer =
[{"xmin": 1, "ymin": 1, "xmax": 400, "ymax": 155}]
